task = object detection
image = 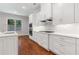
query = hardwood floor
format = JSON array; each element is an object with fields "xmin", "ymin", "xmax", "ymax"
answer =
[{"xmin": 18, "ymin": 36, "xmax": 55, "ymax": 55}]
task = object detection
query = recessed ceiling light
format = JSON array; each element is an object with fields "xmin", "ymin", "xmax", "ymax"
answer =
[
  {"xmin": 22, "ymin": 6, "xmax": 26, "ymax": 9},
  {"xmin": 14, "ymin": 11, "xmax": 17, "ymax": 14}
]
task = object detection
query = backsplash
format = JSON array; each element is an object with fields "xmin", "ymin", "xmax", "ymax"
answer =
[
  {"xmin": 33, "ymin": 23, "xmax": 79, "ymax": 34},
  {"xmin": 54, "ymin": 23, "xmax": 79, "ymax": 34}
]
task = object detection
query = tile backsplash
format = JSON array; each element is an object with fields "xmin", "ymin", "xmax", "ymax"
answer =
[{"xmin": 33, "ymin": 23, "xmax": 79, "ymax": 34}]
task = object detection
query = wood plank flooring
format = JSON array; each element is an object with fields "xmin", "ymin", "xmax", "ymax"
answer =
[{"xmin": 18, "ymin": 36, "xmax": 55, "ymax": 55}]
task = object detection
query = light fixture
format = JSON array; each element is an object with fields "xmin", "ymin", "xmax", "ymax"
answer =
[{"xmin": 22, "ymin": 6, "xmax": 26, "ymax": 9}]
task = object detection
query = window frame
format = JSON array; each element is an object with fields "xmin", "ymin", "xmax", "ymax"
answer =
[{"xmin": 7, "ymin": 19, "xmax": 22, "ymax": 31}]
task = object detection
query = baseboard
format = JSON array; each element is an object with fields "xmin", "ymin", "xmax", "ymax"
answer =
[
  {"xmin": 29, "ymin": 38, "xmax": 56, "ymax": 55},
  {"xmin": 19, "ymin": 35, "xmax": 56, "ymax": 55},
  {"xmin": 19, "ymin": 35, "xmax": 29, "ymax": 37}
]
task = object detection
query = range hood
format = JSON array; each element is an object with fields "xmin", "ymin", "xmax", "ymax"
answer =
[{"xmin": 41, "ymin": 18, "xmax": 52, "ymax": 23}]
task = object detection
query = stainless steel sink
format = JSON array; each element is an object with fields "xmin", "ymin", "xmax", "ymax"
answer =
[{"xmin": 39, "ymin": 31, "xmax": 54, "ymax": 33}]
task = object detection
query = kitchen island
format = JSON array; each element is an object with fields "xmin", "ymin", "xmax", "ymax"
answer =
[{"xmin": 0, "ymin": 31, "xmax": 18, "ymax": 55}]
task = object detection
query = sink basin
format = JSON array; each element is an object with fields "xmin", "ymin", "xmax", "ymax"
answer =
[{"xmin": 39, "ymin": 31, "xmax": 54, "ymax": 33}]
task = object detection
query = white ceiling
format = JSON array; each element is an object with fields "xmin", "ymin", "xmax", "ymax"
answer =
[{"xmin": 0, "ymin": 3, "xmax": 40, "ymax": 16}]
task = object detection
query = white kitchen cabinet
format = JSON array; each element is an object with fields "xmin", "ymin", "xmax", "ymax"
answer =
[
  {"xmin": 37, "ymin": 32, "xmax": 49, "ymax": 50},
  {"xmin": 35, "ymin": 3, "xmax": 52, "ymax": 26},
  {"xmin": 33, "ymin": 12, "xmax": 41, "ymax": 27},
  {"xmin": 62, "ymin": 3, "xmax": 74, "ymax": 24},
  {"xmin": 52, "ymin": 3, "xmax": 74, "ymax": 25},
  {"xmin": 40, "ymin": 3, "xmax": 52, "ymax": 20},
  {"xmin": 52, "ymin": 3, "xmax": 63, "ymax": 25},
  {"xmin": 33, "ymin": 31, "xmax": 39, "ymax": 43},
  {"xmin": 76, "ymin": 38, "xmax": 79, "ymax": 54},
  {"xmin": 49, "ymin": 34, "xmax": 76, "ymax": 55},
  {"xmin": 75, "ymin": 3, "xmax": 79, "ymax": 23},
  {"xmin": 33, "ymin": 32, "xmax": 49, "ymax": 50},
  {"xmin": 0, "ymin": 36, "xmax": 18, "ymax": 55}
]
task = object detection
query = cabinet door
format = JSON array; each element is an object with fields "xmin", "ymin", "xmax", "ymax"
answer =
[
  {"xmin": 75, "ymin": 3, "xmax": 79, "ymax": 23},
  {"xmin": 52, "ymin": 3, "xmax": 63, "ymax": 25},
  {"xmin": 0, "ymin": 36, "xmax": 18, "ymax": 55},
  {"xmin": 0, "ymin": 37, "xmax": 4, "ymax": 54},
  {"xmin": 62, "ymin": 36, "xmax": 75, "ymax": 55},
  {"xmin": 36, "ymin": 12, "xmax": 41, "ymax": 26},
  {"xmin": 52, "ymin": 3, "xmax": 74, "ymax": 25},
  {"xmin": 62, "ymin": 3, "xmax": 74, "ymax": 24},
  {"xmin": 49, "ymin": 34, "xmax": 65, "ymax": 54},
  {"xmin": 2, "ymin": 36, "xmax": 18, "ymax": 55},
  {"xmin": 49, "ymin": 34, "xmax": 76, "ymax": 55},
  {"xmin": 33, "ymin": 32, "xmax": 49, "ymax": 50},
  {"xmin": 33, "ymin": 31, "xmax": 39, "ymax": 42},
  {"xmin": 44, "ymin": 3, "xmax": 52, "ymax": 19},
  {"xmin": 41, "ymin": 3, "xmax": 52, "ymax": 20},
  {"xmin": 32, "ymin": 12, "xmax": 41, "ymax": 27},
  {"xmin": 37, "ymin": 32, "xmax": 49, "ymax": 50},
  {"xmin": 76, "ymin": 39, "xmax": 79, "ymax": 54}
]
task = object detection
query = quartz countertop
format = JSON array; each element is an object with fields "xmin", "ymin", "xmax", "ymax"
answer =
[
  {"xmin": 49, "ymin": 32, "xmax": 79, "ymax": 39},
  {"xmin": 34, "ymin": 31, "xmax": 79, "ymax": 39},
  {"xmin": 0, "ymin": 31, "xmax": 18, "ymax": 37},
  {"xmin": 33, "ymin": 23, "xmax": 79, "ymax": 39}
]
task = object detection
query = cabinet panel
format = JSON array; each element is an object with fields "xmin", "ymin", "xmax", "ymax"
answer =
[
  {"xmin": 0, "ymin": 36, "xmax": 18, "ymax": 55},
  {"xmin": 62, "ymin": 37, "xmax": 75, "ymax": 55},
  {"xmin": 0, "ymin": 38, "xmax": 4, "ymax": 54},
  {"xmin": 77, "ymin": 39, "xmax": 79, "ymax": 54},
  {"xmin": 52, "ymin": 3, "xmax": 63, "ymax": 25},
  {"xmin": 52, "ymin": 3, "xmax": 74, "ymax": 25},
  {"xmin": 37, "ymin": 32, "xmax": 49, "ymax": 50},
  {"xmin": 33, "ymin": 32, "xmax": 49, "ymax": 50},
  {"xmin": 75, "ymin": 3, "xmax": 79, "ymax": 23},
  {"xmin": 49, "ymin": 34, "xmax": 76, "ymax": 55},
  {"xmin": 41, "ymin": 3, "xmax": 52, "ymax": 20},
  {"xmin": 62, "ymin": 3, "xmax": 74, "ymax": 24}
]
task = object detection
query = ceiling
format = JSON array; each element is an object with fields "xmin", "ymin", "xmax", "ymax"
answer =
[{"xmin": 0, "ymin": 3, "xmax": 40, "ymax": 16}]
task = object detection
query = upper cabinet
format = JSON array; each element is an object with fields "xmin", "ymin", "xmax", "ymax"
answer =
[
  {"xmin": 52, "ymin": 3, "xmax": 74, "ymax": 25},
  {"xmin": 32, "ymin": 3, "xmax": 52, "ymax": 27},
  {"xmin": 40, "ymin": 3, "xmax": 52, "ymax": 20},
  {"xmin": 62, "ymin": 3, "xmax": 74, "ymax": 24},
  {"xmin": 52, "ymin": 3, "xmax": 63, "ymax": 25},
  {"xmin": 32, "ymin": 3, "xmax": 79, "ymax": 27},
  {"xmin": 75, "ymin": 3, "xmax": 79, "ymax": 23},
  {"xmin": 32, "ymin": 12, "xmax": 41, "ymax": 27}
]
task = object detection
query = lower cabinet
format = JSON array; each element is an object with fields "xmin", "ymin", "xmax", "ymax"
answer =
[
  {"xmin": 33, "ymin": 31, "xmax": 79, "ymax": 55},
  {"xmin": 33, "ymin": 32, "xmax": 49, "ymax": 50},
  {"xmin": 0, "ymin": 36, "xmax": 18, "ymax": 55},
  {"xmin": 49, "ymin": 34, "xmax": 76, "ymax": 55},
  {"xmin": 77, "ymin": 39, "xmax": 79, "ymax": 54}
]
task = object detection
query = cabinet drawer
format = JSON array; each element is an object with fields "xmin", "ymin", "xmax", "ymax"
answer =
[
  {"xmin": 49, "ymin": 34, "xmax": 76, "ymax": 55},
  {"xmin": 63, "ymin": 37, "xmax": 75, "ymax": 43},
  {"xmin": 54, "ymin": 43, "xmax": 75, "ymax": 55}
]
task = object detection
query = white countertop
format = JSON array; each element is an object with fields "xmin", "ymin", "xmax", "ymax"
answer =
[
  {"xmin": 49, "ymin": 32, "xmax": 79, "ymax": 39},
  {"xmin": 34, "ymin": 31, "xmax": 79, "ymax": 39},
  {"xmin": 33, "ymin": 23, "xmax": 79, "ymax": 39},
  {"xmin": 0, "ymin": 31, "xmax": 18, "ymax": 37}
]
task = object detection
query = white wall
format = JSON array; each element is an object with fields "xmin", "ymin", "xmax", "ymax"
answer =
[{"xmin": 0, "ymin": 12, "xmax": 29, "ymax": 36}]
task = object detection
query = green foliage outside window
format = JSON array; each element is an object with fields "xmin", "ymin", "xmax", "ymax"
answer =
[
  {"xmin": 8, "ymin": 19, "xmax": 15, "ymax": 25},
  {"xmin": 8, "ymin": 19, "xmax": 21, "ymax": 31}
]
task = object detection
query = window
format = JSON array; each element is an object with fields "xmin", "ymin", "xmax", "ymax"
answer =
[
  {"xmin": 8, "ymin": 19, "xmax": 21, "ymax": 31},
  {"xmin": 16, "ymin": 20, "xmax": 21, "ymax": 31},
  {"xmin": 8, "ymin": 19, "xmax": 15, "ymax": 31}
]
